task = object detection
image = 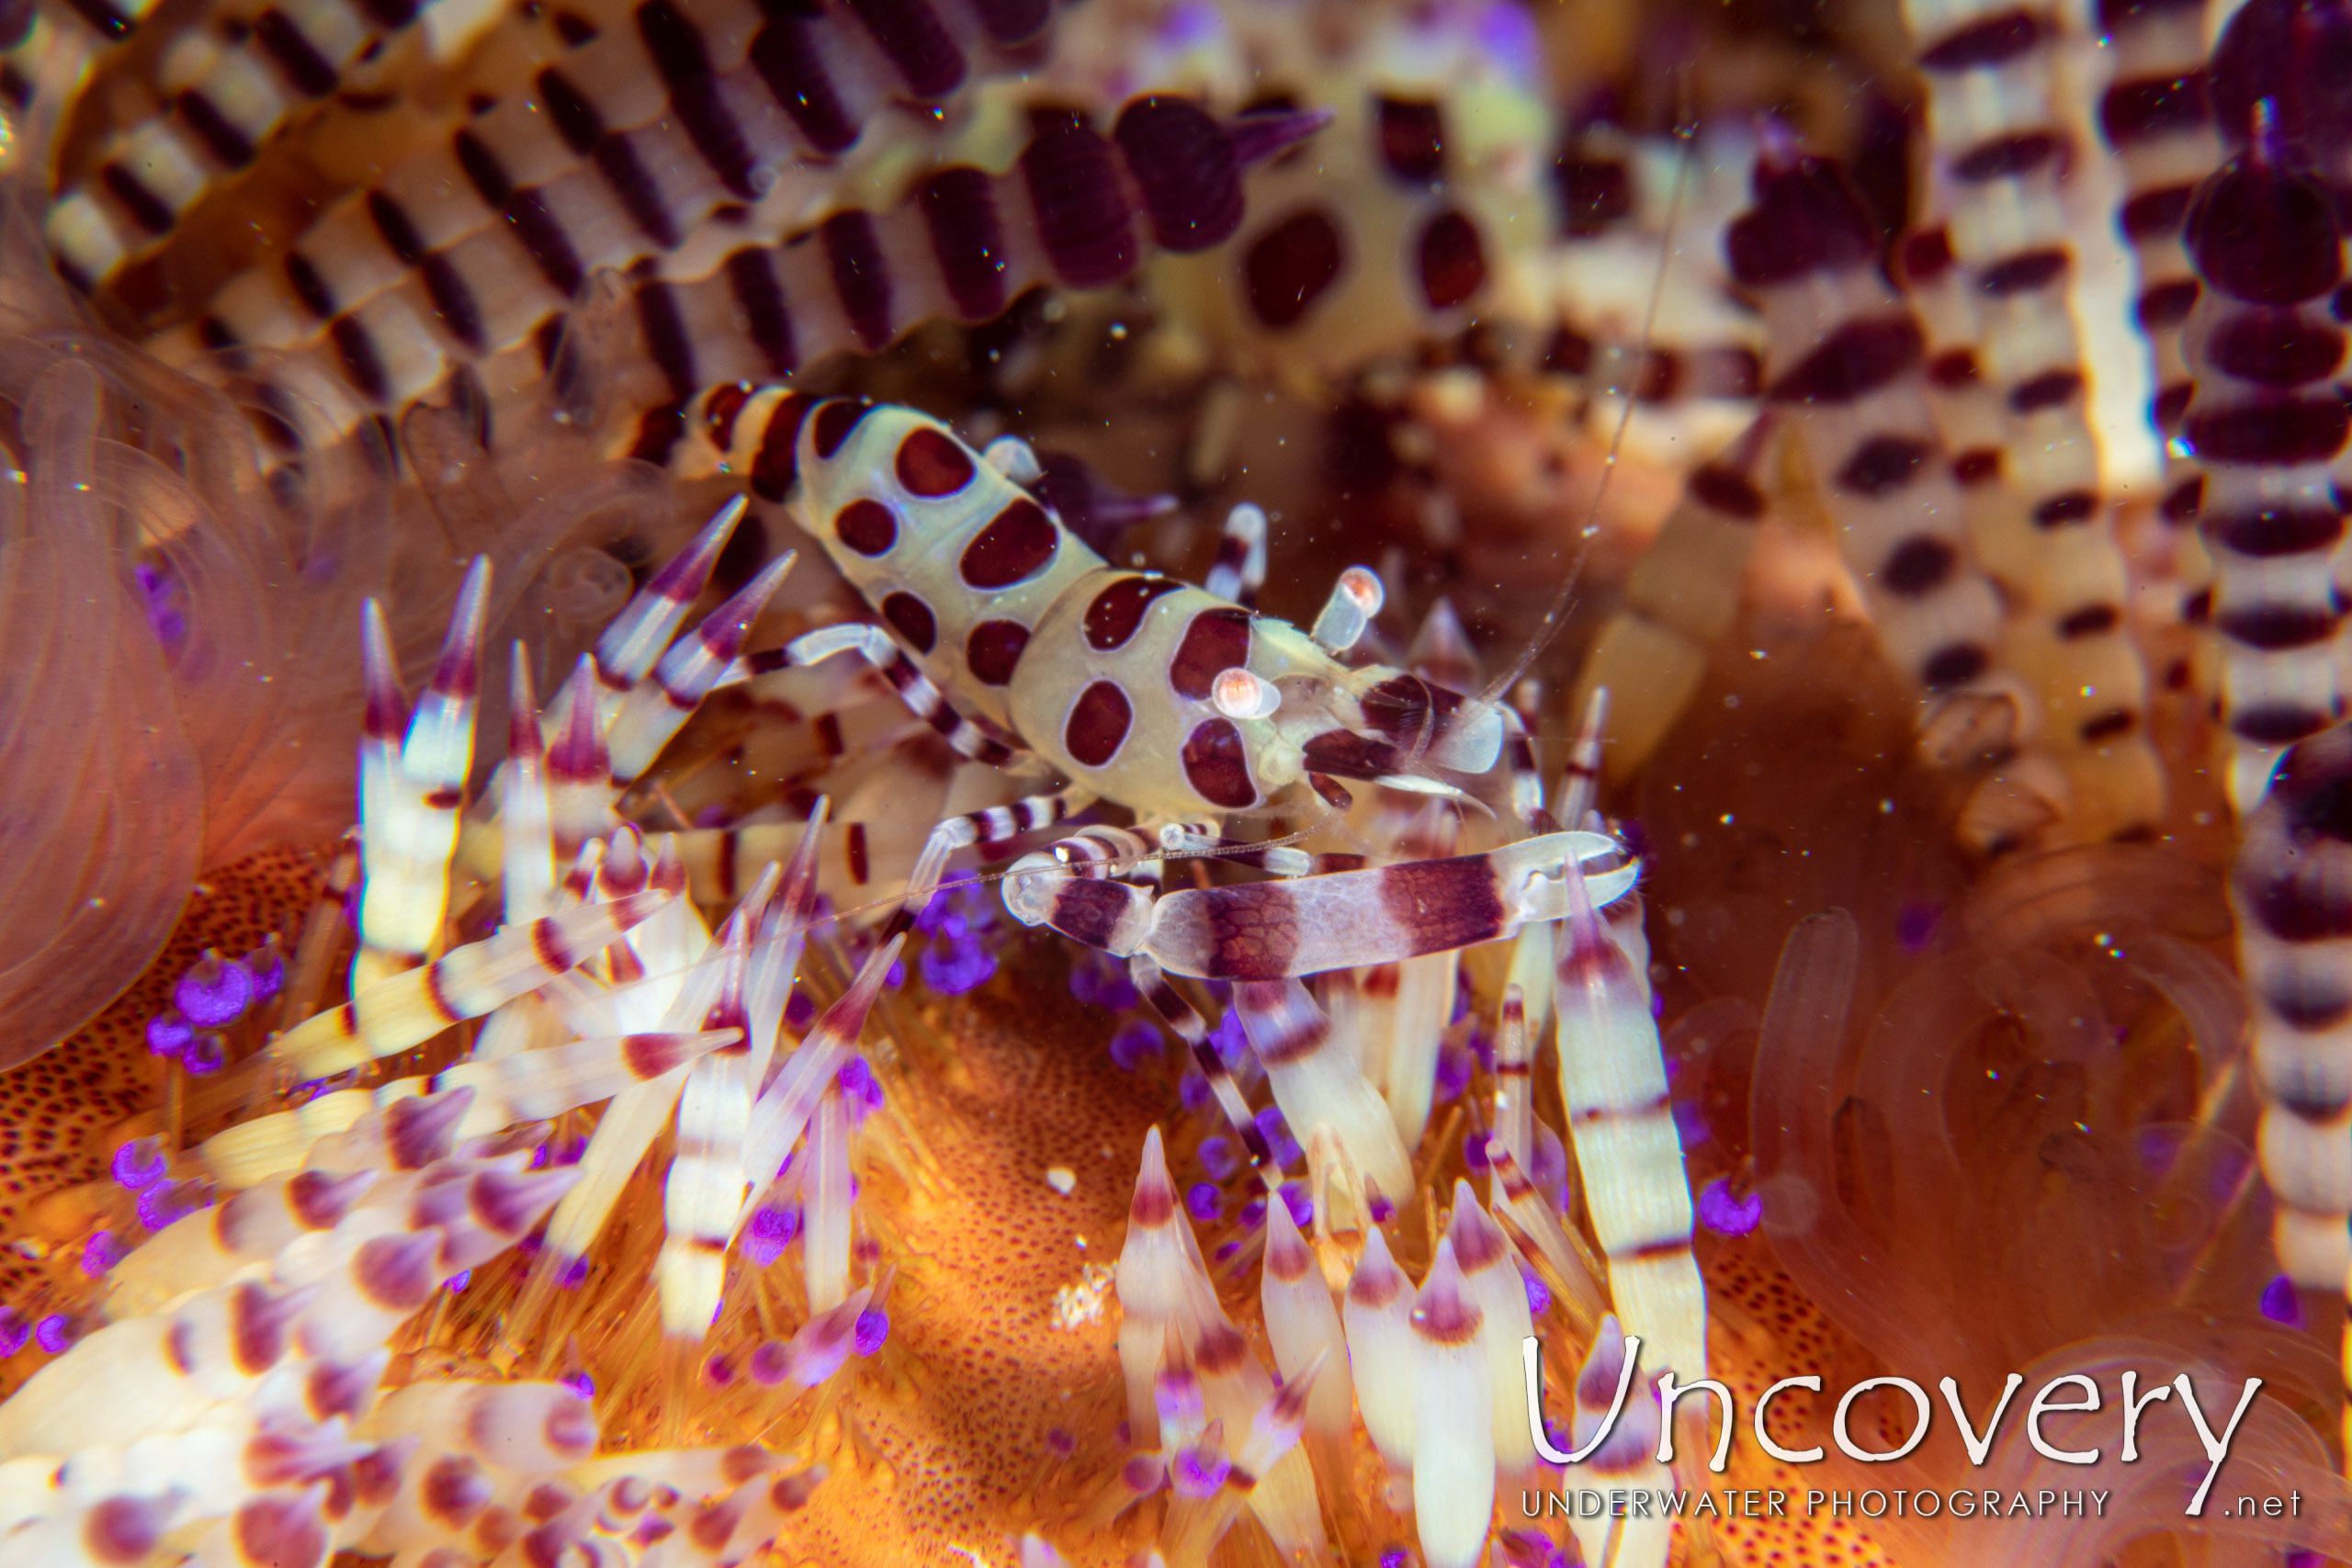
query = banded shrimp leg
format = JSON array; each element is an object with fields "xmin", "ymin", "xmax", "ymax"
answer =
[
  {"xmin": 1000, "ymin": 821, "xmax": 1638, "ymax": 1189},
  {"xmin": 732, "ymin": 618, "xmax": 1100, "ymax": 931}
]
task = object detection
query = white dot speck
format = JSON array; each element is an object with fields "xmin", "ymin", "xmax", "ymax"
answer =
[{"xmin": 1045, "ymin": 1167, "xmax": 1076, "ymax": 1195}]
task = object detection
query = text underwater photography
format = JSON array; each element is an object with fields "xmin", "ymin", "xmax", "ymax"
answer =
[
  {"xmin": 1512, "ymin": 1334, "xmax": 2317, "ymax": 1527},
  {"xmin": 14, "ymin": 0, "xmax": 2352, "ymax": 1564}
]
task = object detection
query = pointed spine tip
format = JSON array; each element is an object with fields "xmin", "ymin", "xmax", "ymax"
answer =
[
  {"xmin": 1348, "ymin": 1225, "xmax": 1406, "ymax": 1308},
  {"xmin": 431, "ymin": 558, "xmax": 492, "ymax": 699},
  {"xmin": 1412, "ymin": 1240, "xmax": 1484, "ymax": 1344},
  {"xmin": 1445, "ymin": 1182, "xmax": 1506, "ymax": 1270},
  {"xmin": 360, "ymin": 602, "xmax": 408, "ymax": 739},
  {"xmin": 509, "ymin": 654, "xmax": 544, "ymax": 761},
  {"xmin": 651, "ymin": 499, "xmax": 744, "ymax": 603},
  {"xmin": 1261, "ymin": 1193, "xmax": 1313, "ymax": 1280},
  {"xmin": 548, "ymin": 659, "xmax": 608, "ymax": 781}
]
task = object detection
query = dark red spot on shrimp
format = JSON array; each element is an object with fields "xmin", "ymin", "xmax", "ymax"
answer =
[
  {"xmin": 1084, "ymin": 575, "xmax": 1184, "ymax": 649},
  {"xmin": 1418, "ymin": 209, "xmax": 1486, "ymax": 309},
  {"xmin": 1375, "ymin": 855, "xmax": 1510, "ymax": 957},
  {"xmin": 2265, "ymin": 973, "xmax": 2352, "ymax": 1030},
  {"xmin": 1980, "ymin": 249, "xmax": 2069, "ymax": 297},
  {"xmin": 2204, "ymin": 503, "xmax": 2343, "ymax": 557},
  {"xmin": 1169, "ymin": 608, "xmax": 1253, "ymax": 700},
  {"xmin": 2256, "ymin": 765, "xmax": 2352, "ymax": 921},
  {"xmin": 1160, "ymin": 881, "xmax": 1303, "ymax": 978},
  {"xmin": 1725, "ymin": 156, "xmax": 1880, "ymax": 288},
  {"xmin": 1377, "ymin": 96, "xmax": 1444, "ymax": 180},
  {"xmin": 1921, "ymin": 643, "xmax": 1989, "ymax": 688},
  {"xmin": 2101, "ymin": 71, "xmax": 2209, "ymax": 146},
  {"xmin": 2191, "ymin": 157, "xmax": 2346, "ymax": 306},
  {"xmin": 1767, "ymin": 315, "xmax": 1925, "ymax": 404},
  {"xmin": 1049, "ymin": 877, "xmax": 1136, "ymax": 950},
  {"xmin": 1928, "ymin": 349, "xmax": 1980, "ymax": 388},
  {"xmin": 703, "ymin": 384, "xmax": 752, "ymax": 450},
  {"xmin": 2010, "ymin": 370, "xmax": 2083, "ymax": 413},
  {"xmin": 1917, "ymin": 8, "xmax": 2042, "ymax": 70},
  {"xmin": 2209, "ymin": 0, "xmax": 2352, "ymax": 159},
  {"xmin": 834, "ymin": 499, "xmax": 898, "ymax": 556},
  {"xmin": 966, "ymin": 619, "xmax": 1030, "ymax": 683},
  {"xmin": 2217, "ymin": 602, "xmax": 2341, "ymax": 648},
  {"xmin": 1065, "ymin": 681, "xmax": 1134, "ymax": 767},
  {"xmin": 1836, "ymin": 435, "xmax": 1929, "ymax": 497},
  {"xmin": 2123, "ymin": 188, "xmax": 2196, "ymax": 245},
  {"xmin": 1952, "ymin": 131, "xmax": 2059, "ymax": 183},
  {"xmin": 2188, "ymin": 398, "xmax": 2348, "ymax": 465},
  {"xmin": 1882, "ymin": 536, "xmax": 1958, "ymax": 596},
  {"xmin": 1182, "ymin": 717, "xmax": 1257, "ymax": 807},
  {"xmin": 1898, "ymin": 227, "xmax": 1955, "ymax": 282},
  {"xmin": 812, "ymin": 400, "xmax": 871, "ymax": 458},
  {"xmin": 1246, "ymin": 209, "xmax": 1343, "ymax": 327},
  {"xmin": 958, "ymin": 499, "xmax": 1057, "ymax": 588},
  {"xmin": 2208, "ymin": 311, "xmax": 2346, "ymax": 386},
  {"xmin": 1361, "ymin": 672, "xmax": 1468, "ymax": 743},
  {"xmin": 2033, "ymin": 491, "xmax": 2098, "ymax": 526},
  {"xmin": 895, "ymin": 426, "xmax": 975, "ymax": 495},
  {"xmin": 1114, "ymin": 96, "xmax": 1246, "ymax": 251},
  {"xmin": 881, "ymin": 592, "xmax": 937, "ymax": 652},
  {"xmin": 1952, "ymin": 448, "xmax": 2002, "ymax": 486},
  {"xmin": 1555, "ymin": 151, "xmax": 1631, "ymax": 235},
  {"xmin": 2233, "ymin": 704, "xmax": 2334, "ymax": 748},
  {"xmin": 749, "ymin": 393, "xmax": 814, "ymax": 502},
  {"xmin": 1690, "ymin": 464, "xmax": 1766, "ymax": 519},
  {"xmin": 2057, "ymin": 604, "xmax": 2120, "ymax": 639}
]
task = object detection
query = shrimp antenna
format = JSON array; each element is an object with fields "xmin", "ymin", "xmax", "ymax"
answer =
[{"xmin": 1476, "ymin": 102, "xmax": 1702, "ymax": 717}]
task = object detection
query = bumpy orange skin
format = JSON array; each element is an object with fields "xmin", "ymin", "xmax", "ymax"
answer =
[
  {"xmin": 0, "ymin": 844, "xmax": 321, "ymax": 1398},
  {"xmin": 763, "ymin": 958, "xmax": 1166, "ymax": 1565}
]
